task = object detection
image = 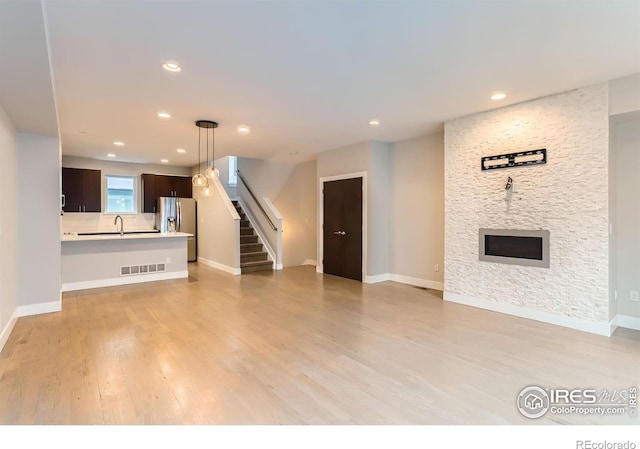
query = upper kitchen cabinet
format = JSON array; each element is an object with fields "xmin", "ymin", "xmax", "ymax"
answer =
[
  {"xmin": 62, "ymin": 167, "xmax": 101, "ymax": 213},
  {"xmin": 141, "ymin": 174, "xmax": 192, "ymax": 213}
]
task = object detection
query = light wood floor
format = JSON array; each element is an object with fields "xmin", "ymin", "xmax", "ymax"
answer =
[{"xmin": 1, "ymin": 263, "xmax": 639, "ymax": 425}]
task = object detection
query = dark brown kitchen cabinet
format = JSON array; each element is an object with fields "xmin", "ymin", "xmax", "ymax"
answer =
[
  {"xmin": 62, "ymin": 167, "xmax": 101, "ymax": 213},
  {"xmin": 141, "ymin": 174, "xmax": 192, "ymax": 213},
  {"xmin": 141, "ymin": 173, "xmax": 157, "ymax": 213}
]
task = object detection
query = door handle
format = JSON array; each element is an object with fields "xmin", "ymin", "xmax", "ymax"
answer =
[
  {"xmin": 333, "ymin": 231, "xmax": 346, "ymax": 235},
  {"xmin": 341, "ymin": 231, "xmax": 346, "ymax": 235}
]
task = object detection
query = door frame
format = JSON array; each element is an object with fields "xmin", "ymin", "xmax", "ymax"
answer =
[{"xmin": 318, "ymin": 172, "xmax": 368, "ymax": 281}]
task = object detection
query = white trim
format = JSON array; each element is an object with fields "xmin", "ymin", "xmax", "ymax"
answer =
[
  {"xmin": 262, "ymin": 197, "xmax": 283, "ymax": 220},
  {"xmin": 612, "ymin": 314, "xmax": 640, "ymax": 331},
  {"xmin": 364, "ymin": 273, "xmax": 391, "ymax": 284},
  {"xmin": 363, "ymin": 273, "xmax": 444, "ymax": 291},
  {"xmin": 215, "ymin": 177, "xmax": 241, "ymax": 220},
  {"xmin": 16, "ymin": 300, "xmax": 61, "ymax": 317},
  {"xmin": 198, "ymin": 257, "xmax": 241, "ymax": 275},
  {"xmin": 61, "ymin": 271, "xmax": 189, "ymax": 292},
  {"xmin": 262, "ymin": 197, "xmax": 283, "ymax": 268},
  {"xmin": 0, "ymin": 313, "xmax": 18, "ymax": 355},
  {"xmin": 237, "ymin": 198, "xmax": 277, "ymax": 270},
  {"xmin": 318, "ymin": 171, "xmax": 368, "ymax": 281},
  {"xmin": 443, "ymin": 291, "xmax": 612, "ymax": 337},
  {"xmin": 302, "ymin": 259, "xmax": 317, "ymax": 266},
  {"xmin": 389, "ymin": 274, "xmax": 444, "ymax": 291}
]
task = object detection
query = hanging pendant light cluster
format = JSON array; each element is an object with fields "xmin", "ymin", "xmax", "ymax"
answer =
[{"xmin": 191, "ymin": 120, "xmax": 219, "ymax": 196}]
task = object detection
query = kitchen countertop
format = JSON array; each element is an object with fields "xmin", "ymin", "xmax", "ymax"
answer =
[{"xmin": 61, "ymin": 231, "xmax": 193, "ymax": 242}]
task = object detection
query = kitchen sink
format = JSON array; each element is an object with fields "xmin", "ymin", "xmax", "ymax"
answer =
[{"xmin": 77, "ymin": 230, "xmax": 161, "ymax": 236}]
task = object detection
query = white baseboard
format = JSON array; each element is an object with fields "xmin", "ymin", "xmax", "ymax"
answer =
[
  {"xmin": 276, "ymin": 263, "xmax": 283, "ymax": 270},
  {"xmin": 198, "ymin": 257, "xmax": 241, "ymax": 275},
  {"xmin": 612, "ymin": 314, "xmax": 640, "ymax": 332},
  {"xmin": 61, "ymin": 271, "xmax": 189, "ymax": 292},
  {"xmin": 16, "ymin": 300, "xmax": 61, "ymax": 317},
  {"xmin": 302, "ymin": 259, "xmax": 317, "ymax": 267},
  {"xmin": 364, "ymin": 273, "xmax": 444, "ymax": 291},
  {"xmin": 364, "ymin": 273, "xmax": 391, "ymax": 284},
  {"xmin": 388, "ymin": 274, "xmax": 444, "ymax": 291},
  {"xmin": 0, "ymin": 312, "xmax": 18, "ymax": 355},
  {"xmin": 444, "ymin": 291, "xmax": 612, "ymax": 337}
]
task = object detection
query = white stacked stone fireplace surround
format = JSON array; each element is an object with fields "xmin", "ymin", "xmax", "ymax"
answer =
[{"xmin": 444, "ymin": 83, "xmax": 611, "ymax": 335}]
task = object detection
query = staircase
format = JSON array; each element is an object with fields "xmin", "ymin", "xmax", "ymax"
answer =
[{"xmin": 233, "ymin": 200, "xmax": 274, "ymax": 274}]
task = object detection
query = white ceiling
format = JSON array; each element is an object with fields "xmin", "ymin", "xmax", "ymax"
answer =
[{"xmin": 16, "ymin": 1, "xmax": 640, "ymax": 166}]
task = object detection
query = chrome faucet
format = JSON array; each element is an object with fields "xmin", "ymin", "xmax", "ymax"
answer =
[{"xmin": 114, "ymin": 215, "xmax": 124, "ymax": 236}]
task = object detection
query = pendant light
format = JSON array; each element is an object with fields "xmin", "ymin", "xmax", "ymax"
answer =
[
  {"xmin": 191, "ymin": 120, "xmax": 218, "ymax": 194},
  {"xmin": 205, "ymin": 120, "xmax": 219, "ymax": 180}
]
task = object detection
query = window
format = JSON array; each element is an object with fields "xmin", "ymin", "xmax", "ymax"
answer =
[
  {"xmin": 105, "ymin": 175, "xmax": 137, "ymax": 214},
  {"xmin": 228, "ymin": 156, "xmax": 237, "ymax": 186}
]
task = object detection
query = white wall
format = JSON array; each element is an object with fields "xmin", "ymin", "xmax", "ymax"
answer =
[
  {"xmin": 613, "ymin": 116, "xmax": 640, "ymax": 319},
  {"xmin": 0, "ymin": 104, "xmax": 18, "ymax": 350},
  {"xmin": 17, "ymin": 133, "xmax": 61, "ymax": 310},
  {"xmin": 390, "ymin": 132, "xmax": 444, "ymax": 287},
  {"xmin": 444, "ymin": 83, "xmax": 611, "ymax": 334},
  {"xmin": 274, "ymin": 160, "xmax": 318, "ymax": 267},
  {"xmin": 609, "ymin": 73, "xmax": 640, "ymax": 116},
  {"xmin": 193, "ymin": 176, "xmax": 241, "ymax": 274},
  {"xmin": 61, "ymin": 156, "xmax": 191, "ymax": 233},
  {"xmin": 237, "ymin": 158, "xmax": 295, "ymax": 200},
  {"xmin": 369, "ymin": 142, "xmax": 392, "ymax": 276},
  {"xmin": 213, "ymin": 156, "xmax": 237, "ymax": 198}
]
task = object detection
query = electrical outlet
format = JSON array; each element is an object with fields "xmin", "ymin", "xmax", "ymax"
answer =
[
  {"xmin": 615, "ymin": 290, "xmax": 618, "ymax": 301},
  {"xmin": 630, "ymin": 291, "xmax": 639, "ymax": 302},
  {"xmin": 166, "ymin": 257, "xmax": 171, "ymax": 264},
  {"xmin": 434, "ymin": 263, "xmax": 439, "ymax": 272}
]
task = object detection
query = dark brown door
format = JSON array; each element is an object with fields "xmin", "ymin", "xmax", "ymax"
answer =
[{"xmin": 323, "ymin": 177, "xmax": 363, "ymax": 281}]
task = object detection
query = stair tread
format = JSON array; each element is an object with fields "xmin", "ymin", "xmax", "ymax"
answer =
[
  {"xmin": 241, "ymin": 260, "xmax": 273, "ymax": 267},
  {"xmin": 241, "ymin": 251, "xmax": 268, "ymax": 256}
]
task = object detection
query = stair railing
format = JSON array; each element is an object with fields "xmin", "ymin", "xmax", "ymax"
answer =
[
  {"xmin": 236, "ymin": 170, "xmax": 277, "ymax": 231},
  {"xmin": 236, "ymin": 170, "xmax": 283, "ymax": 270}
]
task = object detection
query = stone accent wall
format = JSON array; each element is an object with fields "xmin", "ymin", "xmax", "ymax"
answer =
[{"xmin": 444, "ymin": 83, "xmax": 609, "ymax": 323}]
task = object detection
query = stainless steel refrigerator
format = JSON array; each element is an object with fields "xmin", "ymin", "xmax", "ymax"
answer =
[{"xmin": 156, "ymin": 197, "xmax": 197, "ymax": 262}]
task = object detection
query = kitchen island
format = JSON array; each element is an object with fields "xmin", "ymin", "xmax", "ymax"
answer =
[{"xmin": 61, "ymin": 231, "xmax": 192, "ymax": 292}]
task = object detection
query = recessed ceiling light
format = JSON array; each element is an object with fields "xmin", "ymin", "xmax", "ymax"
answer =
[
  {"xmin": 107, "ymin": 153, "xmax": 116, "ymax": 158},
  {"xmin": 113, "ymin": 141, "xmax": 125, "ymax": 146},
  {"xmin": 237, "ymin": 125, "xmax": 250, "ymax": 134},
  {"xmin": 79, "ymin": 131, "xmax": 87, "ymax": 134},
  {"xmin": 176, "ymin": 148, "xmax": 186, "ymax": 154},
  {"xmin": 491, "ymin": 92, "xmax": 507, "ymax": 101},
  {"xmin": 291, "ymin": 151, "xmax": 299, "ymax": 155},
  {"xmin": 161, "ymin": 159, "xmax": 169, "ymax": 163},
  {"xmin": 157, "ymin": 112, "xmax": 171, "ymax": 119},
  {"xmin": 162, "ymin": 62, "xmax": 181, "ymax": 72},
  {"xmin": 368, "ymin": 119, "xmax": 380, "ymax": 126}
]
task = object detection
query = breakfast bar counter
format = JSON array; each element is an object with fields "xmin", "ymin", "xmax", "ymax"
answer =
[{"xmin": 61, "ymin": 231, "xmax": 192, "ymax": 292}]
